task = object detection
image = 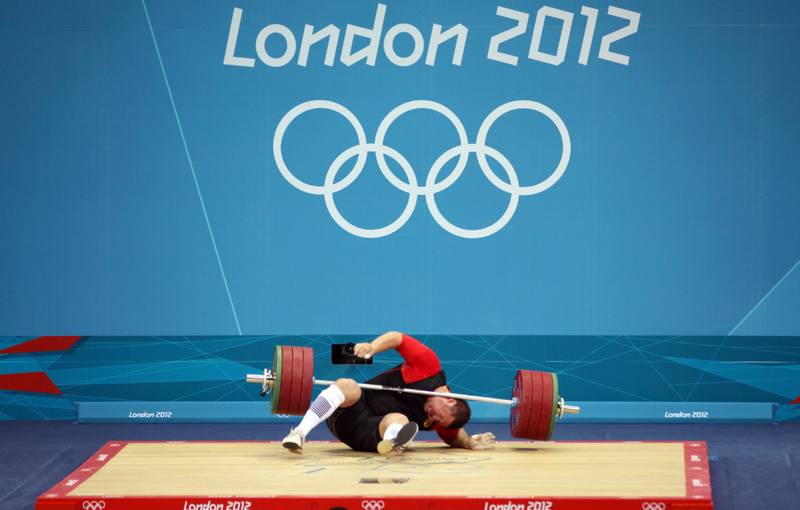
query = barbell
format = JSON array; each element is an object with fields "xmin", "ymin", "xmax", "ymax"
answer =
[{"xmin": 246, "ymin": 345, "xmax": 579, "ymax": 441}]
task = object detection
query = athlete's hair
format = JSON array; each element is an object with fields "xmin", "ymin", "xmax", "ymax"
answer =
[{"xmin": 447, "ymin": 399, "xmax": 471, "ymax": 429}]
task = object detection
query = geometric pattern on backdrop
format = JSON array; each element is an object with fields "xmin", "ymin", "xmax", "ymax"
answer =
[{"xmin": 1, "ymin": 335, "xmax": 798, "ymax": 421}]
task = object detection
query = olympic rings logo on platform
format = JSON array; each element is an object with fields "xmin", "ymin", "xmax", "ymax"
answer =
[
  {"xmin": 83, "ymin": 502, "xmax": 106, "ymax": 510},
  {"xmin": 642, "ymin": 503, "xmax": 666, "ymax": 510},
  {"xmin": 274, "ymin": 100, "xmax": 571, "ymax": 239},
  {"xmin": 362, "ymin": 500, "xmax": 385, "ymax": 510}
]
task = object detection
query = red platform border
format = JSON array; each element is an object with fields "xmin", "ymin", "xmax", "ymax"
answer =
[{"xmin": 37, "ymin": 441, "xmax": 713, "ymax": 510}]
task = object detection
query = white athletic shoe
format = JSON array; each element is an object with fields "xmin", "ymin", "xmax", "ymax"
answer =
[
  {"xmin": 377, "ymin": 422, "xmax": 418, "ymax": 455},
  {"xmin": 282, "ymin": 427, "xmax": 305, "ymax": 454}
]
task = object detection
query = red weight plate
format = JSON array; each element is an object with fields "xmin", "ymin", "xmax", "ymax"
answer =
[
  {"xmin": 298, "ymin": 347, "xmax": 314, "ymax": 414},
  {"xmin": 510, "ymin": 370, "xmax": 531, "ymax": 438},
  {"xmin": 278, "ymin": 346, "xmax": 294, "ymax": 415},
  {"xmin": 289, "ymin": 346, "xmax": 305, "ymax": 415},
  {"xmin": 534, "ymin": 371, "xmax": 554, "ymax": 441},
  {"xmin": 284, "ymin": 346, "xmax": 297, "ymax": 415},
  {"xmin": 514, "ymin": 371, "xmax": 532, "ymax": 439},
  {"xmin": 283, "ymin": 346, "xmax": 295, "ymax": 415},
  {"xmin": 524, "ymin": 370, "xmax": 544, "ymax": 440},
  {"xmin": 512, "ymin": 370, "xmax": 544, "ymax": 440}
]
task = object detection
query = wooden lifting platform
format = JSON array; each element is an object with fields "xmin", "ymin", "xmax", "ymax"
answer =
[{"xmin": 36, "ymin": 440, "xmax": 712, "ymax": 510}]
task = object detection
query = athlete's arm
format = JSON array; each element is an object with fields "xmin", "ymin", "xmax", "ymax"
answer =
[
  {"xmin": 353, "ymin": 331, "xmax": 403, "ymax": 359},
  {"xmin": 354, "ymin": 332, "xmax": 441, "ymax": 382},
  {"xmin": 442, "ymin": 429, "xmax": 496, "ymax": 450}
]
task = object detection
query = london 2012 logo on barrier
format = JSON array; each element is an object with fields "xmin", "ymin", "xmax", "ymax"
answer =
[{"xmin": 273, "ymin": 100, "xmax": 570, "ymax": 239}]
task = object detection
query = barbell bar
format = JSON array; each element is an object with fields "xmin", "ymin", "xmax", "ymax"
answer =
[{"xmin": 246, "ymin": 345, "xmax": 579, "ymax": 441}]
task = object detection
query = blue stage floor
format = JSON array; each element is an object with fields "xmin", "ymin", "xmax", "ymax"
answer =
[{"xmin": 1, "ymin": 420, "xmax": 798, "ymax": 510}]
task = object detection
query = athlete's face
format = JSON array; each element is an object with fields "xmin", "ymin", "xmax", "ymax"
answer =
[{"xmin": 424, "ymin": 397, "xmax": 456, "ymax": 428}]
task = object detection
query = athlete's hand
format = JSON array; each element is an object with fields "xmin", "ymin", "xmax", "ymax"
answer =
[
  {"xmin": 353, "ymin": 342, "xmax": 375, "ymax": 359},
  {"xmin": 468, "ymin": 432, "xmax": 496, "ymax": 450}
]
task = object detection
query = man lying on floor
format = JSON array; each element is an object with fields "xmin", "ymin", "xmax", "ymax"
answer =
[{"xmin": 281, "ymin": 331, "xmax": 496, "ymax": 454}]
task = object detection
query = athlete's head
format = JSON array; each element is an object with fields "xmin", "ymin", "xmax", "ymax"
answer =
[
  {"xmin": 447, "ymin": 398, "xmax": 471, "ymax": 429},
  {"xmin": 424, "ymin": 396, "xmax": 471, "ymax": 429}
]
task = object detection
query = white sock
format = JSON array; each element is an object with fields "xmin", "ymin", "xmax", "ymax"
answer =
[
  {"xmin": 297, "ymin": 385, "xmax": 346, "ymax": 437},
  {"xmin": 383, "ymin": 422, "xmax": 404, "ymax": 441}
]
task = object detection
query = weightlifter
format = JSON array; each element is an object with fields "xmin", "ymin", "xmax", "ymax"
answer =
[{"xmin": 281, "ymin": 331, "xmax": 496, "ymax": 454}]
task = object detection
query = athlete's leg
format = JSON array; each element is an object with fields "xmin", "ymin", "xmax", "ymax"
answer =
[
  {"xmin": 377, "ymin": 413, "xmax": 418, "ymax": 454},
  {"xmin": 334, "ymin": 378, "xmax": 362, "ymax": 407},
  {"xmin": 378, "ymin": 413, "xmax": 409, "ymax": 438},
  {"xmin": 282, "ymin": 378, "xmax": 359, "ymax": 453}
]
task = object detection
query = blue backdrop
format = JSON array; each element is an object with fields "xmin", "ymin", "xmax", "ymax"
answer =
[
  {"xmin": 1, "ymin": 0, "xmax": 799, "ymax": 337},
  {"xmin": 0, "ymin": 1, "xmax": 799, "ymax": 419}
]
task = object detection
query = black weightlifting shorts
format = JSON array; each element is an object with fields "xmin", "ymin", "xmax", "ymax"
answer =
[{"xmin": 325, "ymin": 391, "xmax": 386, "ymax": 452}]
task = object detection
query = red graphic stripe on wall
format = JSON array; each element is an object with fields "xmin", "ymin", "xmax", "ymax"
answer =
[
  {"xmin": 790, "ymin": 396, "xmax": 800, "ymax": 405},
  {"xmin": 0, "ymin": 372, "xmax": 62, "ymax": 395},
  {"xmin": 0, "ymin": 336, "xmax": 81, "ymax": 354}
]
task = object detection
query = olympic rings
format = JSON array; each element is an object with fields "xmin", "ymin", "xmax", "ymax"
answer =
[
  {"xmin": 83, "ymin": 502, "xmax": 106, "ymax": 510},
  {"xmin": 642, "ymin": 503, "xmax": 667, "ymax": 510},
  {"xmin": 362, "ymin": 500, "xmax": 386, "ymax": 510},
  {"xmin": 273, "ymin": 99, "xmax": 570, "ymax": 238}
]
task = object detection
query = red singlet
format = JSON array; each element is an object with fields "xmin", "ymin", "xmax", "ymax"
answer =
[{"xmin": 397, "ymin": 334, "xmax": 460, "ymax": 443}]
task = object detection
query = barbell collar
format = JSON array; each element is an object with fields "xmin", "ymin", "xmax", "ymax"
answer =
[{"xmin": 555, "ymin": 397, "xmax": 581, "ymax": 418}]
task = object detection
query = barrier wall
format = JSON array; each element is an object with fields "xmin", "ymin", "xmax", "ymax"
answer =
[{"xmin": 1, "ymin": 335, "xmax": 797, "ymax": 421}]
